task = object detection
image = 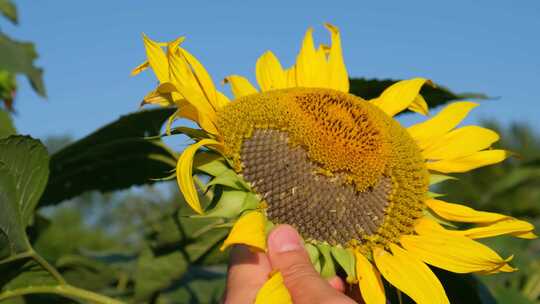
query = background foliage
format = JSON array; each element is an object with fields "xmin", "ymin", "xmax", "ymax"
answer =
[{"xmin": 0, "ymin": 2, "xmax": 538, "ymax": 303}]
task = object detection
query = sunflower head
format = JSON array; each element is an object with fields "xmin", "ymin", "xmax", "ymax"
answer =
[
  {"xmin": 218, "ymin": 87, "xmax": 428, "ymax": 251},
  {"xmin": 134, "ymin": 24, "xmax": 536, "ymax": 304}
]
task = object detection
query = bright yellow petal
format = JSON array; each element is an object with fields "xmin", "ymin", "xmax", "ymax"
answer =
[
  {"xmin": 425, "ymin": 198, "xmax": 508, "ymax": 223},
  {"xmin": 422, "ymin": 126, "xmax": 499, "ymax": 160},
  {"xmin": 295, "ymin": 27, "xmax": 319, "ymax": 87},
  {"xmin": 355, "ymin": 251, "xmax": 386, "ymax": 304},
  {"xmin": 373, "ymin": 245, "xmax": 449, "ymax": 304},
  {"xmin": 285, "ymin": 66, "xmax": 296, "ymax": 87},
  {"xmin": 167, "ymin": 44, "xmax": 218, "ymax": 129},
  {"xmin": 140, "ymin": 89, "xmax": 174, "ymax": 107},
  {"xmin": 408, "ymin": 94, "xmax": 429, "ymax": 115},
  {"xmin": 142, "ymin": 34, "xmax": 169, "ymax": 83},
  {"xmin": 178, "ymin": 48, "xmax": 223, "ymax": 110},
  {"xmin": 401, "ymin": 219, "xmax": 516, "ymax": 273},
  {"xmin": 457, "ymin": 219, "xmax": 537, "ymax": 239},
  {"xmin": 426, "ymin": 150, "xmax": 508, "ymax": 173},
  {"xmin": 370, "ymin": 78, "xmax": 431, "ymax": 117},
  {"xmin": 177, "ymin": 139, "xmax": 223, "ymax": 214},
  {"xmin": 324, "ymin": 23, "xmax": 349, "ymax": 92},
  {"xmin": 254, "ymin": 272, "xmax": 292, "ymax": 304},
  {"xmin": 224, "ymin": 75, "xmax": 259, "ymax": 98},
  {"xmin": 256, "ymin": 51, "xmax": 286, "ymax": 91},
  {"xmin": 131, "ymin": 61, "xmax": 150, "ymax": 76},
  {"xmin": 408, "ymin": 102, "xmax": 478, "ymax": 149},
  {"xmin": 220, "ymin": 211, "xmax": 267, "ymax": 251}
]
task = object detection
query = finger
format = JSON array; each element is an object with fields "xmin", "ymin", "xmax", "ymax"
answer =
[
  {"xmin": 267, "ymin": 225, "xmax": 355, "ymax": 304},
  {"xmin": 327, "ymin": 276, "xmax": 346, "ymax": 293},
  {"xmin": 223, "ymin": 245, "xmax": 272, "ymax": 304}
]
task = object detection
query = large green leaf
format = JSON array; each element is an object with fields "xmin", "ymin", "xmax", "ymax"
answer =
[
  {"xmin": 0, "ymin": 136, "xmax": 49, "ymax": 260},
  {"xmin": 0, "ymin": 33, "xmax": 45, "ymax": 97},
  {"xmin": 39, "ymin": 108, "xmax": 177, "ymax": 206},
  {"xmin": 349, "ymin": 78, "xmax": 488, "ymax": 110},
  {"xmin": 0, "ymin": 136, "xmax": 49, "ymax": 226},
  {"xmin": 0, "ymin": 109, "xmax": 16, "ymax": 138},
  {"xmin": 0, "ymin": 0, "xmax": 17, "ymax": 24}
]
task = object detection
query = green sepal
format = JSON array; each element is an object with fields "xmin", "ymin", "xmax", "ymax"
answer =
[
  {"xmin": 205, "ymin": 170, "xmax": 250, "ymax": 191},
  {"xmin": 193, "ymin": 190, "xmax": 259, "ymax": 219},
  {"xmin": 429, "ymin": 173, "xmax": 457, "ymax": 186},
  {"xmin": 428, "ymin": 191, "xmax": 445, "ymax": 198},
  {"xmin": 193, "ymin": 152, "xmax": 229, "ymax": 177},
  {"xmin": 330, "ymin": 246, "xmax": 357, "ymax": 283},
  {"xmin": 305, "ymin": 243, "xmax": 322, "ymax": 273},
  {"xmin": 316, "ymin": 243, "xmax": 336, "ymax": 278},
  {"xmin": 264, "ymin": 219, "xmax": 275, "ymax": 236}
]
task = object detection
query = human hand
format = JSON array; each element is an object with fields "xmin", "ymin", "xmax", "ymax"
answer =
[{"xmin": 223, "ymin": 224, "xmax": 358, "ymax": 304}]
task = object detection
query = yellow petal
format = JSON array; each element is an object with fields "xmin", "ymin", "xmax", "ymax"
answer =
[
  {"xmin": 256, "ymin": 51, "xmax": 286, "ymax": 91},
  {"xmin": 140, "ymin": 89, "xmax": 174, "ymax": 107},
  {"xmin": 425, "ymin": 198, "xmax": 508, "ymax": 223},
  {"xmin": 355, "ymin": 251, "xmax": 386, "ymax": 304},
  {"xmin": 220, "ymin": 211, "xmax": 267, "ymax": 251},
  {"xmin": 131, "ymin": 61, "xmax": 150, "ymax": 76},
  {"xmin": 409, "ymin": 94, "xmax": 429, "ymax": 115},
  {"xmin": 373, "ymin": 245, "xmax": 449, "ymax": 304},
  {"xmin": 177, "ymin": 139, "xmax": 223, "ymax": 214},
  {"xmin": 408, "ymin": 102, "xmax": 478, "ymax": 149},
  {"xmin": 295, "ymin": 27, "xmax": 318, "ymax": 87},
  {"xmin": 254, "ymin": 272, "xmax": 292, "ymax": 304},
  {"xmin": 224, "ymin": 75, "xmax": 258, "ymax": 98},
  {"xmin": 285, "ymin": 66, "xmax": 296, "ymax": 87},
  {"xmin": 370, "ymin": 78, "xmax": 431, "ymax": 117},
  {"xmin": 426, "ymin": 150, "xmax": 508, "ymax": 173},
  {"xmin": 167, "ymin": 44, "xmax": 218, "ymax": 130},
  {"xmin": 178, "ymin": 48, "xmax": 223, "ymax": 110},
  {"xmin": 324, "ymin": 23, "xmax": 349, "ymax": 92},
  {"xmin": 457, "ymin": 219, "xmax": 536, "ymax": 239},
  {"xmin": 401, "ymin": 219, "xmax": 516, "ymax": 273},
  {"xmin": 142, "ymin": 34, "xmax": 169, "ymax": 83},
  {"xmin": 422, "ymin": 126, "xmax": 500, "ymax": 160}
]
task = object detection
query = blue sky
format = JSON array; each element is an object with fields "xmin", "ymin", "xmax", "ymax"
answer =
[{"xmin": 5, "ymin": 1, "xmax": 540, "ymax": 141}]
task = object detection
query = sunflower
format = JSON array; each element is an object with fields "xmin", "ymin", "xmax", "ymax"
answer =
[{"xmin": 132, "ymin": 24, "xmax": 537, "ymax": 304}]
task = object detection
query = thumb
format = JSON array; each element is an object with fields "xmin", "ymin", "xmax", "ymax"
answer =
[{"xmin": 267, "ymin": 225, "xmax": 355, "ymax": 304}]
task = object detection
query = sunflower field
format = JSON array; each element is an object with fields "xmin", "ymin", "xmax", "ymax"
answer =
[{"xmin": 1, "ymin": 2, "xmax": 539, "ymax": 304}]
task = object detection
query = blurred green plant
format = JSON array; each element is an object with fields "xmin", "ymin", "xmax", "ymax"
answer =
[{"xmin": 0, "ymin": 0, "xmax": 45, "ymax": 112}]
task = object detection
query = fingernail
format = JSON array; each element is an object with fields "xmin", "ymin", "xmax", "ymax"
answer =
[{"xmin": 268, "ymin": 225, "xmax": 303, "ymax": 253}]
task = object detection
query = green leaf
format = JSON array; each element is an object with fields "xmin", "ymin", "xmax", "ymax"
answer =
[
  {"xmin": 195, "ymin": 190, "xmax": 259, "ymax": 219},
  {"xmin": 0, "ymin": 0, "xmax": 17, "ymax": 24},
  {"xmin": 349, "ymin": 78, "xmax": 488, "ymax": 110},
  {"xmin": 134, "ymin": 248, "xmax": 188, "ymax": 302},
  {"xmin": 39, "ymin": 108, "xmax": 177, "ymax": 206},
  {"xmin": 0, "ymin": 136, "xmax": 48, "ymax": 260},
  {"xmin": 0, "ymin": 33, "xmax": 45, "ymax": 97},
  {"xmin": 0, "ymin": 136, "xmax": 49, "ymax": 226},
  {"xmin": 0, "ymin": 166, "xmax": 29, "ymax": 259},
  {"xmin": 193, "ymin": 152, "xmax": 229, "ymax": 177},
  {"xmin": 205, "ymin": 170, "xmax": 250, "ymax": 191},
  {"xmin": 0, "ymin": 109, "xmax": 16, "ymax": 138},
  {"xmin": 56, "ymin": 255, "xmax": 119, "ymax": 292}
]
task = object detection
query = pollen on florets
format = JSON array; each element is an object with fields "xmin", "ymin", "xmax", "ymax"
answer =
[{"xmin": 217, "ymin": 88, "xmax": 429, "ymax": 250}]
